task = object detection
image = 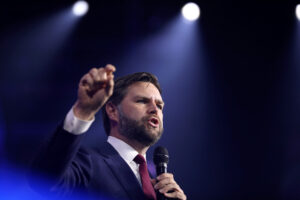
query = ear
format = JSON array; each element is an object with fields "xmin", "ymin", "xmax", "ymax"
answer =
[{"xmin": 105, "ymin": 102, "xmax": 119, "ymax": 123}]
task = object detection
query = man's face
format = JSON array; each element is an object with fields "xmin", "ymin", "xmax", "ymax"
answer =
[{"xmin": 117, "ymin": 82, "xmax": 164, "ymax": 146}]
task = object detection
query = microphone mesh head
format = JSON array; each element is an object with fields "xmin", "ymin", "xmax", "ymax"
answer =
[{"xmin": 153, "ymin": 146, "xmax": 169, "ymax": 165}]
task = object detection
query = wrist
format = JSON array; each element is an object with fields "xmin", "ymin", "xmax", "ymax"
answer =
[{"xmin": 73, "ymin": 101, "xmax": 96, "ymax": 121}]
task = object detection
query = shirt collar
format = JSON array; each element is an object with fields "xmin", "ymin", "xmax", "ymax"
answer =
[{"xmin": 107, "ymin": 136, "xmax": 147, "ymax": 164}]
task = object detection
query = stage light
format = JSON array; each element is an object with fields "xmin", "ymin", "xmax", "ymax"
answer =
[
  {"xmin": 181, "ymin": 2, "xmax": 200, "ymax": 21},
  {"xmin": 296, "ymin": 4, "xmax": 300, "ymax": 20},
  {"xmin": 72, "ymin": 1, "xmax": 89, "ymax": 16}
]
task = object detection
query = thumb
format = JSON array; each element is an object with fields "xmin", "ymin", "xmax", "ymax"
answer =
[{"xmin": 105, "ymin": 75, "xmax": 114, "ymax": 96}]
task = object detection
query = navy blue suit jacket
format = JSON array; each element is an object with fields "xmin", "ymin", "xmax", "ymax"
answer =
[{"xmin": 30, "ymin": 126, "xmax": 150, "ymax": 200}]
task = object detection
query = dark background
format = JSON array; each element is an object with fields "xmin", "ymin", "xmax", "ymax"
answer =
[{"xmin": 0, "ymin": 0, "xmax": 300, "ymax": 199}]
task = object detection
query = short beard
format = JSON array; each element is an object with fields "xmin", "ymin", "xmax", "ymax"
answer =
[{"xmin": 118, "ymin": 110, "xmax": 163, "ymax": 147}]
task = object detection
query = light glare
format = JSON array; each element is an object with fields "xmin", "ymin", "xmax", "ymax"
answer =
[
  {"xmin": 296, "ymin": 4, "xmax": 300, "ymax": 20},
  {"xmin": 181, "ymin": 2, "xmax": 200, "ymax": 21},
  {"xmin": 72, "ymin": 1, "xmax": 89, "ymax": 16}
]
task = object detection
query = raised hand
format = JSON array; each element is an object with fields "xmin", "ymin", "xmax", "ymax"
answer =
[{"xmin": 73, "ymin": 64, "xmax": 116, "ymax": 121}]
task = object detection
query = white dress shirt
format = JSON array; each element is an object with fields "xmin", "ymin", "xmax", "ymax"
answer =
[{"xmin": 63, "ymin": 107, "xmax": 145, "ymax": 185}]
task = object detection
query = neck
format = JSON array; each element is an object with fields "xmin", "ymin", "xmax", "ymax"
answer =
[{"xmin": 110, "ymin": 129, "xmax": 149, "ymax": 155}]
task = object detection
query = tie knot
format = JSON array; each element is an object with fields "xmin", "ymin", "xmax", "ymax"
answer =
[{"xmin": 134, "ymin": 154, "xmax": 146, "ymax": 165}]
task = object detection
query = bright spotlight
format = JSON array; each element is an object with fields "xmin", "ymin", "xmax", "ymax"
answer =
[
  {"xmin": 72, "ymin": 1, "xmax": 89, "ymax": 16},
  {"xmin": 181, "ymin": 2, "xmax": 200, "ymax": 21},
  {"xmin": 296, "ymin": 4, "xmax": 300, "ymax": 20}
]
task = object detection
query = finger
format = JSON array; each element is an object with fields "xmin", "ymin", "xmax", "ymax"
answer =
[
  {"xmin": 105, "ymin": 64, "xmax": 116, "ymax": 74},
  {"xmin": 107, "ymin": 71, "xmax": 114, "ymax": 80},
  {"xmin": 97, "ymin": 68, "xmax": 108, "ymax": 82},
  {"xmin": 88, "ymin": 68, "xmax": 107, "ymax": 91},
  {"xmin": 105, "ymin": 76, "xmax": 114, "ymax": 96},
  {"xmin": 80, "ymin": 74, "xmax": 94, "ymax": 90},
  {"xmin": 154, "ymin": 177, "xmax": 174, "ymax": 190},
  {"xmin": 157, "ymin": 173, "xmax": 173, "ymax": 181},
  {"xmin": 89, "ymin": 68, "xmax": 101, "ymax": 82},
  {"xmin": 158, "ymin": 183, "xmax": 182, "ymax": 194},
  {"xmin": 164, "ymin": 191, "xmax": 186, "ymax": 200}
]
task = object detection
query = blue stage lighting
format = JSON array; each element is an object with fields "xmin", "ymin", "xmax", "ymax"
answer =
[
  {"xmin": 72, "ymin": 1, "xmax": 89, "ymax": 16},
  {"xmin": 181, "ymin": 2, "xmax": 200, "ymax": 21}
]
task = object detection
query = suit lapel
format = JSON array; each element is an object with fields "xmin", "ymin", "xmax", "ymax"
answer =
[{"xmin": 99, "ymin": 142, "xmax": 145, "ymax": 200}]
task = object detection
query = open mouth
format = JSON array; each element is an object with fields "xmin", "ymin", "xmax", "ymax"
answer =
[{"xmin": 148, "ymin": 117, "xmax": 159, "ymax": 128}]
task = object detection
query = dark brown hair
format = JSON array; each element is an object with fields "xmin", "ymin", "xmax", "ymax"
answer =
[{"xmin": 102, "ymin": 72, "xmax": 162, "ymax": 135}]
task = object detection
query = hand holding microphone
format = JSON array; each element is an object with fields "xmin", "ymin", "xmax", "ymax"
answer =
[{"xmin": 153, "ymin": 146, "xmax": 187, "ymax": 200}]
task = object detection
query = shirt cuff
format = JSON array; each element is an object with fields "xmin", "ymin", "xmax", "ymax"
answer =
[{"xmin": 63, "ymin": 107, "xmax": 95, "ymax": 135}]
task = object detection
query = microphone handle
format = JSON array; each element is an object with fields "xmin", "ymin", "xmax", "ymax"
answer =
[
  {"xmin": 156, "ymin": 163, "xmax": 167, "ymax": 200},
  {"xmin": 156, "ymin": 165, "xmax": 167, "ymax": 175}
]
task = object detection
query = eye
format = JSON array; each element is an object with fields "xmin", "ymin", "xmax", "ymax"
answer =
[
  {"xmin": 157, "ymin": 104, "xmax": 163, "ymax": 110},
  {"xmin": 136, "ymin": 99, "xmax": 146, "ymax": 103}
]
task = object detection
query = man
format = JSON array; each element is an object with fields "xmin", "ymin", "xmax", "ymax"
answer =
[{"xmin": 30, "ymin": 64, "xmax": 186, "ymax": 200}]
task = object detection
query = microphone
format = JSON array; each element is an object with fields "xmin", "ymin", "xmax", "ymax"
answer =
[{"xmin": 153, "ymin": 146, "xmax": 169, "ymax": 200}]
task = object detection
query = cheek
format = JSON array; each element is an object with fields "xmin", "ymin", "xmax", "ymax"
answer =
[
  {"xmin": 124, "ymin": 106, "xmax": 145, "ymax": 119},
  {"xmin": 159, "ymin": 113, "xmax": 163, "ymax": 122}
]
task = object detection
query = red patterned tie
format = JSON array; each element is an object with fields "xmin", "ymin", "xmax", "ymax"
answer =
[{"xmin": 134, "ymin": 154, "xmax": 157, "ymax": 200}]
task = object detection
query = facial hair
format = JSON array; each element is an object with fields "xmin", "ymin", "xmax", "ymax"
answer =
[{"xmin": 118, "ymin": 110, "xmax": 163, "ymax": 147}]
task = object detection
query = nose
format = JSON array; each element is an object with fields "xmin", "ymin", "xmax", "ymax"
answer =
[{"xmin": 148, "ymin": 99, "xmax": 158, "ymax": 115}]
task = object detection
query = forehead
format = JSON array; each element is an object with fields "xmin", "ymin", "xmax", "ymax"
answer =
[{"xmin": 125, "ymin": 82, "xmax": 162, "ymax": 100}]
